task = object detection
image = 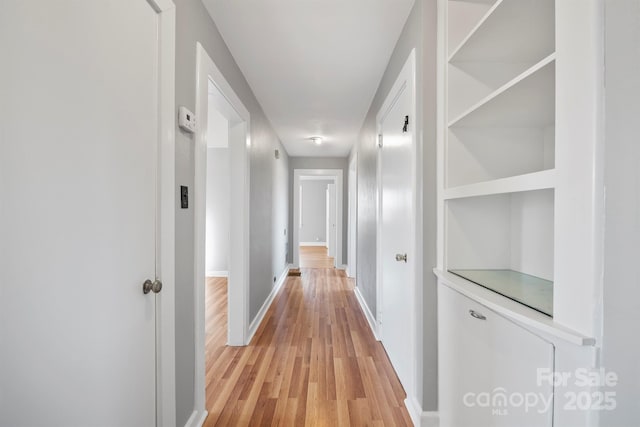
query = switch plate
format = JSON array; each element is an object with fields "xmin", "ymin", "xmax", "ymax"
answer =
[
  {"xmin": 180, "ymin": 186, "xmax": 188, "ymax": 209},
  {"xmin": 178, "ymin": 106, "xmax": 196, "ymax": 133}
]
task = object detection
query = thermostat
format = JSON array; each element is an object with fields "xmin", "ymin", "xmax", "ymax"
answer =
[{"xmin": 178, "ymin": 106, "xmax": 196, "ymax": 133}]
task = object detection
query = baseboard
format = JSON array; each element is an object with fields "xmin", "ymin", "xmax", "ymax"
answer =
[
  {"xmin": 344, "ymin": 264, "xmax": 355, "ymax": 278},
  {"xmin": 183, "ymin": 409, "xmax": 208, "ymax": 427},
  {"xmin": 247, "ymin": 264, "xmax": 291, "ymax": 343},
  {"xmin": 206, "ymin": 270, "xmax": 228, "ymax": 277},
  {"xmin": 405, "ymin": 397, "xmax": 439, "ymax": 427},
  {"xmin": 354, "ymin": 286, "xmax": 380, "ymax": 340},
  {"xmin": 421, "ymin": 411, "xmax": 440, "ymax": 427},
  {"xmin": 299, "ymin": 242, "xmax": 327, "ymax": 247}
]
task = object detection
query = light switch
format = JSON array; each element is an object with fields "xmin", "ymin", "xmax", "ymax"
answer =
[{"xmin": 180, "ymin": 186, "xmax": 188, "ymax": 209}]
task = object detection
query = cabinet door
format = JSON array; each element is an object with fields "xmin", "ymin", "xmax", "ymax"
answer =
[{"xmin": 439, "ymin": 286, "xmax": 555, "ymax": 427}]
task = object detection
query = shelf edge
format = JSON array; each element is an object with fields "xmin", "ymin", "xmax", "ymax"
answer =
[
  {"xmin": 448, "ymin": 53, "xmax": 556, "ymax": 128},
  {"xmin": 433, "ymin": 268, "xmax": 596, "ymax": 346},
  {"xmin": 443, "ymin": 169, "xmax": 555, "ymax": 200}
]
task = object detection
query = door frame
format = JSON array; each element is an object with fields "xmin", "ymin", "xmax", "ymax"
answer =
[
  {"xmin": 193, "ymin": 42, "xmax": 251, "ymax": 422},
  {"xmin": 293, "ymin": 169, "xmax": 343, "ymax": 268},
  {"xmin": 149, "ymin": 1, "xmax": 177, "ymax": 425},
  {"xmin": 326, "ymin": 182, "xmax": 337, "ymax": 264},
  {"xmin": 375, "ymin": 49, "xmax": 418, "ymax": 406},
  {"xmin": 347, "ymin": 152, "xmax": 358, "ymax": 278}
]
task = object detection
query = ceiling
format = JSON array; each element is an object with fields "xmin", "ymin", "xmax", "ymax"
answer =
[{"xmin": 202, "ymin": 0, "xmax": 415, "ymax": 157}]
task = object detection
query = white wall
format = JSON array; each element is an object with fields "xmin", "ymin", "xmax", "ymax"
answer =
[
  {"xmin": 300, "ymin": 180, "xmax": 332, "ymax": 243},
  {"xmin": 600, "ymin": 1, "xmax": 640, "ymax": 425},
  {"xmin": 205, "ymin": 148, "xmax": 230, "ymax": 274}
]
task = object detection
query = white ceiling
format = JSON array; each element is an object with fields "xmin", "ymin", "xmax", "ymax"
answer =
[{"xmin": 202, "ymin": 0, "xmax": 415, "ymax": 157}]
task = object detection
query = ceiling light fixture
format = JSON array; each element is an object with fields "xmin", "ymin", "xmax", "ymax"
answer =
[{"xmin": 310, "ymin": 136, "xmax": 323, "ymax": 145}]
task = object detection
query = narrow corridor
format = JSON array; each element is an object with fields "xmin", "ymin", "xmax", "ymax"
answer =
[{"xmin": 204, "ymin": 269, "xmax": 412, "ymax": 426}]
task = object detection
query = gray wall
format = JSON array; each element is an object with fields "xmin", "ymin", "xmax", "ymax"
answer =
[
  {"xmin": 174, "ymin": 1, "xmax": 289, "ymax": 424},
  {"xmin": 353, "ymin": 0, "xmax": 438, "ymax": 411},
  {"xmin": 300, "ymin": 180, "xmax": 332, "ymax": 243},
  {"xmin": 205, "ymin": 148, "xmax": 230, "ymax": 273},
  {"xmin": 600, "ymin": 1, "xmax": 640, "ymax": 425},
  {"xmin": 288, "ymin": 157, "xmax": 349, "ymax": 265}
]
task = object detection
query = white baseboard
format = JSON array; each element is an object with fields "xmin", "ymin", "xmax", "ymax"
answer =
[
  {"xmin": 354, "ymin": 286, "xmax": 379, "ymax": 340},
  {"xmin": 206, "ymin": 270, "xmax": 228, "ymax": 277},
  {"xmin": 299, "ymin": 242, "xmax": 327, "ymax": 247},
  {"xmin": 405, "ymin": 397, "xmax": 439, "ymax": 427},
  {"xmin": 421, "ymin": 411, "xmax": 440, "ymax": 427},
  {"xmin": 344, "ymin": 264, "xmax": 356, "ymax": 278},
  {"xmin": 247, "ymin": 264, "xmax": 291, "ymax": 343},
  {"xmin": 183, "ymin": 409, "xmax": 208, "ymax": 427}
]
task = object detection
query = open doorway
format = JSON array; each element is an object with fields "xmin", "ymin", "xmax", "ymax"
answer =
[
  {"xmin": 297, "ymin": 177, "xmax": 337, "ymax": 268},
  {"xmin": 192, "ymin": 43, "xmax": 251, "ymax": 424},
  {"xmin": 203, "ymin": 87, "xmax": 231, "ymax": 413},
  {"xmin": 293, "ymin": 169, "xmax": 343, "ymax": 269}
]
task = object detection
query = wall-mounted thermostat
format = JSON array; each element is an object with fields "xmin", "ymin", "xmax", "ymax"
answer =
[{"xmin": 178, "ymin": 106, "xmax": 196, "ymax": 133}]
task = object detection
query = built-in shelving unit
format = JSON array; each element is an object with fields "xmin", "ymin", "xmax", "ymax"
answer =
[
  {"xmin": 438, "ymin": 1, "xmax": 605, "ymax": 424},
  {"xmin": 442, "ymin": 0, "xmax": 557, "ymax": 315}
]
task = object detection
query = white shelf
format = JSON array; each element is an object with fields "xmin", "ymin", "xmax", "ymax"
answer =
[
  {"xmin": 434, "ymin": 269, "xmax": 595, "ymax": 346},
  {"xmin": 448, "ymin": 0, "xmax": 555, "ymax": 63},
  {"xmin": 444, "ymin": 169, "xmax": 555, "ymax": 200},
  {"xmin": 449, "ymin": 54, "xmax": 555, "ymax": 128}
]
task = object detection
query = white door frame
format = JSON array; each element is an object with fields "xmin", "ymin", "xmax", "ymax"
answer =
[
  {"xmin": 149, "ymin": 1, "xmax": 177, "ymax": 425},
  {"xmin": 193, "ymin": 42, "xmax": 251, "ymax": 422},
  {"xmin": 375, "ymin": 49, "xmax": 418, "ymax": 408},
  {"xmin": 293, "ymin": 169, "xmax": 343, "ymax": 268},
  {"xmin": 326, "ymin": 182, "xmax": 337, "ymax": 263},
  {"xmin": 347, "ymin": 153, "xmax": 358, "ymax": 278}
]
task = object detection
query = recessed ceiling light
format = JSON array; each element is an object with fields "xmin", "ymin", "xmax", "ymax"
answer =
[{"xmin": 310, "ymin": 136, "xmax": 323, "ymax": 145}]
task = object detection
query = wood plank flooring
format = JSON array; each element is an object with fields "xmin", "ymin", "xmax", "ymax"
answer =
[
  {"xmin": 204, "ymin": 269, "xmax": 412, "ymax": 426},
  {"xmin": 299, "ymin": 246, "xmax": 335, "ymax": 269}
]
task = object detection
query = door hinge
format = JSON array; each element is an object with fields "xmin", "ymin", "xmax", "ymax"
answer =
[
  {"xmin": 403, "ymin": 115, "xmax": 409, "ymax": 133},
  {"xmin": 378, "ymin": 134, "xmax": 383, "ymax": 148}
]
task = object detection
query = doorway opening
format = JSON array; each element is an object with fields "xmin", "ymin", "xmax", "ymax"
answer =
[
  {"xmin": 298, "ymin": 176, "xmax": 336, "ymax": 268},
  {"xmin": 292, "ymin": 169, "xmax": 344, "ymax": 269},
  {"xmin": 193, "ymin": 43, "xmax": 251, "ymax": 424}
]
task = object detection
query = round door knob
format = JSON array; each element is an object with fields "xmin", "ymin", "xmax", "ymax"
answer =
[
  {"xmin": 152, "ymin": 279, "xmax": 163, "ymax": 294},
  {"xmin": 142, "ymin": 279, "xmax": 163, "ymax": 294},
  {"xmin": 142, "ymin": 279, "xmax": 153, "ymax": 295}
]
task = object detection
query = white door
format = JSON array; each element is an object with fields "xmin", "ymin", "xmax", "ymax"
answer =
[
  {"xmin": 379, "ymin": 59, "xmax": 414, "ymax": 393},
  {"xmin": 327, "ymin": 183, "xmax": 337, "ymax": 265},
  {"xmin": 1, "ymin": 2, "xmax": 162, "ymax": 425}
]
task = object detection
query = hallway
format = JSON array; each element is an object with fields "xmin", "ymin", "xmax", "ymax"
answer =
[
  {"xmin": 204, "ymin": 269, "xmax": 412, "ymax": 426},
  {"xmin": 299, "ymin": 246, "xmax": 335, "ymax": 269}
]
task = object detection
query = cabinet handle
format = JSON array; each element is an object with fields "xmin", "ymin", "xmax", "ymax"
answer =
[{"xmin": 469, "ymin": 309, "xmax": 486, "ymax": 320}]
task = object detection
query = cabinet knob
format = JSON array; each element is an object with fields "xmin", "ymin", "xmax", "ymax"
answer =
[
  {"xmin": 469, "ymin": 309, "xmax": 486, "ymax": 320},
  {"xmin": 395, "ymin": 253, "xmax": 407, "ymax": 263}
]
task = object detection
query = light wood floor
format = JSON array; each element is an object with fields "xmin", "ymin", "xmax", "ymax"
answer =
[
  {"xmin": 204, "ymin": 269, "xmax": 412, "ymax": 426},
  {"xmin": 299, "ymin": 246, "xmax": 335, "ymax": 269}
]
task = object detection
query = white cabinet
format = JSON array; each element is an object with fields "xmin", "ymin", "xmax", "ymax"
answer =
[{"xmin": 439, "ymin": 286, "xmax": 554, "ymax": 427}]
